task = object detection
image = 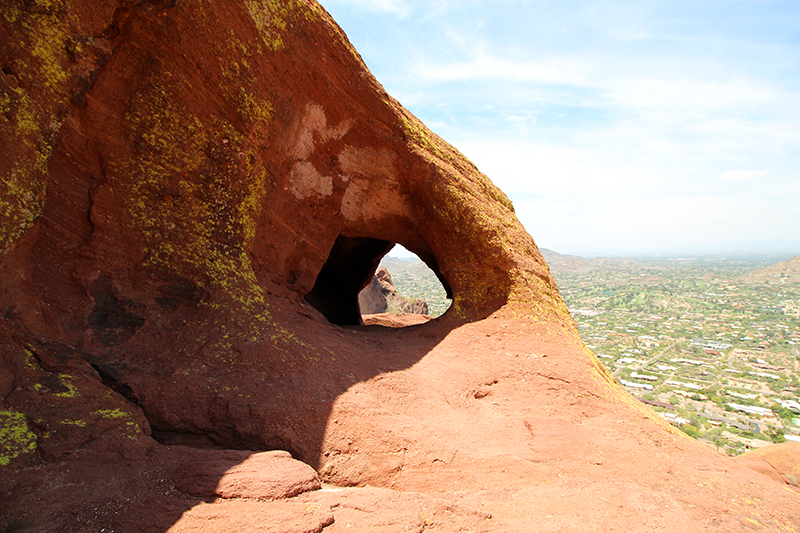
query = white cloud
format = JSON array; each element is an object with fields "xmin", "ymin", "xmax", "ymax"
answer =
[
  {"xmin": 453, "ymin": 138, "xmax": 796, "ymax": 254},
  {"xmin": 335, "ymin": 0, "xmax": 411, "ymax": 18},
  {"xmin": 410, "ymin": 46, "xmax": 800, "ymax": 160},
  {"xmin": 611, "ymin": 76, "xmax": 778, "ymax": 113},
  {"xmin": 414, "ymin": 53, "xmax": 592, "ymax": 86},
  {"xmin": 453, "ymin": 139, "xmax": 676, "ymax": 197},
  {"xmin": 717, "ymin": 169, "xmax": 769, "ymax": 182},
  {"xmin": 418, "ymin": 0, "xmax": 451, "ymax": 21}
]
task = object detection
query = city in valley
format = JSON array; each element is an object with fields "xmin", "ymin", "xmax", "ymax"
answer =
[{"xmin": 381, "ymin": 250, "xmax": 800, "ymax": 456}]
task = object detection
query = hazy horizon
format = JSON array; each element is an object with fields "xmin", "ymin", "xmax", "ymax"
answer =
[{"xmin": 387, "ymin": 242, "xmax": 800, "ymax": 261}]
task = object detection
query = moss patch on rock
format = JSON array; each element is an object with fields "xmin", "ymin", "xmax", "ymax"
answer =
[{"xmin": 0, "ymin": 410, "xmax": 37, "ymax": 466}]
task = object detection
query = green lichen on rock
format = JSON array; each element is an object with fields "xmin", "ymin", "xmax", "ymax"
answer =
[
  {"xmin": 116, "ymin": 62, "xmax": 311, "ymax": 357},
  {"xmin": 0, "ymin": 85, "xmax": 52, "ymax": 252},
  {"xmin": 245, "ymin": 0, "xmax": 309, "ymax": 51},
  {"xmin": 0, "ymin": 0, "xmax": 74, "ymax": 252},
  {"xmin": 0, "ymin": 411, "xmax": 37, "ymax": 466},
  {"xmin": 92, "ymin": 408, "xmax": 130, "ymax": 419},
  {"xmin": 22, "ymin": 3, "xmax": 71, "ymax": 91},
  {"xmin": 120, "ymin": 59, "xmax": 272, "ymax": 274},
  {"xmin": 120, "ymin": 77, "xmax": 259, "ymax": 287},
  {"xmin": 399, "ymin": 114, "xmax": 446, "ymax": 160},
  {"xmin": 120, "ymin": 77, "xmax": 209, "ymax": 267},
  {"xmin": 54, "ymin": 374, "xmax": 80, "ymax": 398}
]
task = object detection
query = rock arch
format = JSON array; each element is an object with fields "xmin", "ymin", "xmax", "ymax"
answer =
[{"xmin": 0, "ymin": 0, "xmax": 567, "ymax": 481}]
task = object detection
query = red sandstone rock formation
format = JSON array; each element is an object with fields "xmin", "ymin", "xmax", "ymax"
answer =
[
  {"xmin": 737, "ymin": 442, "xmax": 800, "ymax": 486},
  {"xmin": 358, "ymin": 266, "xmax": 429, "ymax": 316},
  {"xmin": 358, "ymin": 275, "xmax": 389, "ymax": 315},
  {"xmin": 361, "ymin": 312, "xmax": 432, "ymax": 328},
  {"xmin": 1, "ymin": 1, "xmax": 799, "ymax": 531}
]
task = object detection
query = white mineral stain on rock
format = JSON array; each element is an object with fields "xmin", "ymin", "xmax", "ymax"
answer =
[
  {"xmin": 289, "ymin": 161, "xmax": 333, "ymax": 199},
  {"xmin": 289, "ymin": 104, "xmax": 352, "ymax": 160},
  {"xmin": 286, "ymin": 104, "xmax": 353, "ymax": 199}
]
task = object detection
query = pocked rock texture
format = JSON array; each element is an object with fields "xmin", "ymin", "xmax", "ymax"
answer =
[
  {"xmin": 358, "ymin": 267, "xmax": 429, "ymax": 315},
  {"xmin": 1, "ymin": 1, "xmax": 799, "ymax": 531}
]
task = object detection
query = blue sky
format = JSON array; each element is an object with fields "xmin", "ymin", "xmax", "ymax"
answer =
[{"xmin": 317, "ymin": 0, "xmax": 800, "ymax": 257}]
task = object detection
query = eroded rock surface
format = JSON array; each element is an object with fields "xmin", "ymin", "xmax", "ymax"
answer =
[
  {"xmin": 1, "ymin": 1, "xmax": 799, "ymax": 532},
  {"xmin": 358, "ymin": 267, "xmax": 429, "ymax": 316},
  {"xmin": 737, "ymin": 442, "xmax": 800, "ymax": 486},
  {"xmin": 171, "ymin": 449, "xmax": 321, "ymax": 500}
]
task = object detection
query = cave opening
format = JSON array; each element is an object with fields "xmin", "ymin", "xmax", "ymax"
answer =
[{"xmin": 304, "ymin": 236, "xmax": 452, "ymax": 326}]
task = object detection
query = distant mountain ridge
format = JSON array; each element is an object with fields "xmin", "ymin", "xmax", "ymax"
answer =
[
  {"xmin": 540, "ymin": 248, "xmax": 643, "ymax": 273},
  {"xmin": 380, "ymin": 256, "xmax": 435, "ymax": 277}
]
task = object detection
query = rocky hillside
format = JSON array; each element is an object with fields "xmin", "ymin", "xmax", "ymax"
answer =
[
  {"xmin": 358, "ymin": 267, "xmax": 429, "ymax": 315},
  {"xmin": 1, "ymin": 1, "xmax": 798, "ymax": 531},
  {"xmin": 742, "ymin": 255, "xmax": 800, "ymax": 284}
]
